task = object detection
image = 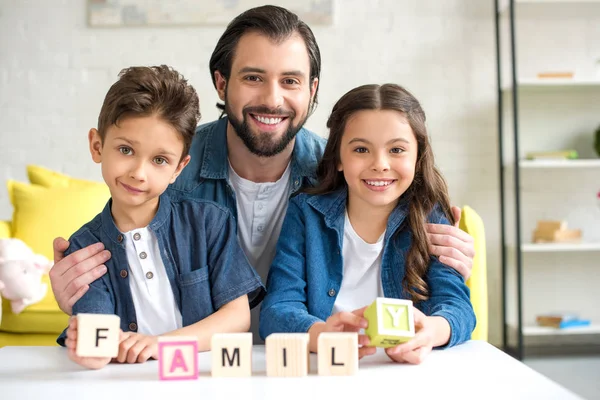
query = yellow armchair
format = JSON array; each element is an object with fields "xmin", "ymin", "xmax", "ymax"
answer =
[
  {"xmin": 0, "ymin": 165, "xmax": 110, "ymax": 347},
  {"xmin": 460, "ymin": 206, "xmax": 488, "ymax": 342}
]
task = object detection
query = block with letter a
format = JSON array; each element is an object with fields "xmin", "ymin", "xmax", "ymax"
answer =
[
  {"xmin": 75, "ymin": 313, "xmax": 120, "ymax": 358},
  {"xmin": 211, "ymin": 332, "xmax": 253, "ymax": 377},
  {"xmin": 157, "ymin": 336, "xmax": 198, "ymax": 381},
  {"xmin": 317, "ymin": 332, "xmax": 358, "ymax": 376},
  {"xmin": 364, "ymin": 297, "xmax": 415, "ymax": 347},
  {"xmin": 265, "ymin": 333, "xmax": 309, "ymax": 377}
]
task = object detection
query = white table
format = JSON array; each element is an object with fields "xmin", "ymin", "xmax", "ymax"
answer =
[{"xmin": 0, "ymin": 341, "xmax": 582, "ymax": 400}]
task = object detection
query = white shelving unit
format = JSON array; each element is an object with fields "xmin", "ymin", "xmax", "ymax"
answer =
[{"xmin": 496, "ymin": 0, "xmax": 600, "ymax": 359}]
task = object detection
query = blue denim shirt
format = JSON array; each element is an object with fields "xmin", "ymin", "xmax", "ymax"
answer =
[
  {"xmin": 57, "ymin": 194, "xmax": 265, "ymax": 346},
  {"xmin": 166, "ymin": 117, "xmax": 327, "ymax": 222},
  {"xmin": 259, "ymin": 189, "xmax": 476, "ymax": 348}
]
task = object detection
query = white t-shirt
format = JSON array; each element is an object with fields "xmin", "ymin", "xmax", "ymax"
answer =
[
  {"xmin": 228, "ymin": 160, "xmax": 292, "ymax": 343},
  {"xmin": 332, "ymin": 211, "xmax": 385, "ymax": 314},
  {"xmin": 124, "ymin": 227, "xmax": 182, "ymax": 336}
]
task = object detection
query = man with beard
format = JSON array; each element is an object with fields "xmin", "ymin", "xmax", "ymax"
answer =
[{"xmin": 49, "ymin": 5, "xmax": 475, "ymax": 344}]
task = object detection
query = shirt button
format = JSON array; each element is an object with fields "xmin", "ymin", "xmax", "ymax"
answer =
[
  {"xmin": 257, "ymin": 225, "xmax": 264, "ymax": 232},
  {"xmin": 133, "ymin": 232, "xmax": 141, "ymax": 241},
  {"xmin": 328, "ymin": 288, "xmax": 336, "ymax": 297},
  {"xmin": 258, "ymin": 204, "xmax": 264, "ymax": 210},
  {"xmin": 128, "ymin": 322, "xmax": 137, "ymax": 331},
  {"xmin": 146, "ymin": 271, "xmax": 154, "ymax": 279},
  {"xmin": 117, "ymin": 234, "xmax": 123, "ymax": 242},
  {"xmin": 294, "ymin": 179, "xmax": 300, "ymax": 186},
  {"xmin": 139, "ymin": 252, "xmax": 147, "ymax": 259},
  {"xmin": 120, "ymin": 269, "xmax": 128, "ymax": 278}
]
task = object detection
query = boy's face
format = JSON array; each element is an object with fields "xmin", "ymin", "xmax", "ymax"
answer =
[
  {"xmin": 214, "ymin": 31, "xmax": 318, "ymax": 157},
  {"xmin": 89, "ymin": 114, "xmax": 190, "ymax": 215}
]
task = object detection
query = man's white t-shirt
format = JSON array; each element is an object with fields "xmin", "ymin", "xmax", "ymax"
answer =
[
  {"xmin": 332, "ymin": 211, "xmax": 385, "ymax": 314},
  {"xmin": 228, "ymin": 160, "xmax": 292, "ymax": 342},
  {"xmin": 124, "ymin": 227, "xmax": 182, "ymax": 336}
]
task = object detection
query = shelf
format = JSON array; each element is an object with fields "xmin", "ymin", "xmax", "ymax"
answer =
[
  {"xmin": 523, "ymin": 324, "xmax": 600, "ymax": 336},
  {"xmin": 521, "ymin": 242, "xmax": 600, "ymax": 252},
  {"xmin": 519, "ymin": 159, "xmax": 600, "ymax": 168},
  {"xmin": 498, "ymin": 0, "xmax": 600, "ymax": 15},
  {"xmin": 502, "ymin": 79, "xmax": 600, "ymax": 91}
]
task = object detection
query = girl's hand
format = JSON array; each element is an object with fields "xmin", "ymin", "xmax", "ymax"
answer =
[
  {"xmin": 116, "ymin": 332, "xmax": 159, "ymax": 364},
  {"xmin": 64, "ymin": 316, "xmax": 113, "ymax": 370},
  {"xmin": 313, "ymin": 306, "xmax": 377, "ymax": 359},
  {"xmin": 385, "ymin": 308, "xmax": 435, "ymax": 365}
]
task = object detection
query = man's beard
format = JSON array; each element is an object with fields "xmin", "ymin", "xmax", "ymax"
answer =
[{"xmin": 225, "ymin": 98, "xmax": 309, "ymax": 158}]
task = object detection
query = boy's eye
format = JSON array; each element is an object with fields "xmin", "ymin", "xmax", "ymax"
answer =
[
  {"xmin": 353, "ymin": 147, "xmax": 368, "ymax": 154},
  {"xmin": 154, "ymin": 157, "xmax": 168, "ymax": 165},
  {"xmin": 390, "ymin": 148, "xmax": 404, "ymax": 154},
  {"xmin": 119, "ymin": 146, "xmax": 132, "ymax": 155}
]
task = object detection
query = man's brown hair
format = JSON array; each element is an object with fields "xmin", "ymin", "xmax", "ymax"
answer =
[{"xmin": 97, "ymin": 65, "xmax": 200, "ymax": 159}]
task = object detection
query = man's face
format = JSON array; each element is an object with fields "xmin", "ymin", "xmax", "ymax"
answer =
[{"xmin": 215, "ymin": 31, "xmax": 318, "ymax": 157}]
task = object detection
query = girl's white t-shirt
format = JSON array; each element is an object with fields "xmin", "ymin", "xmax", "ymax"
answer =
[
  {"xmin": 332, "ymin": 211, "xmax": 385, "ymax": 314},
  {"xmin": 124, "ymin": 227, "xmax": 182, "ymax": 336}
]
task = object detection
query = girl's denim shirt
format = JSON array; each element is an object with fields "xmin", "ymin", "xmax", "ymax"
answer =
[
  {"xmin": 259, "ymin": 189, "xmax": 476, "ymax": 348},
  {"xmin": 57, "ymin": 193, "xmax": 265, "ymax": 345}
]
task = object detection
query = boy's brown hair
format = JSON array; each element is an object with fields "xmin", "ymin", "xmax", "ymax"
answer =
[{"xmin": 97, "ymin": 65, "xmax": 200, "ymax": 159}]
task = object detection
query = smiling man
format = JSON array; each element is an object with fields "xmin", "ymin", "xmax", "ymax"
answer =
[{"xmin": 49, "ymin": 5, "xmax": 475, "ymax": 344}]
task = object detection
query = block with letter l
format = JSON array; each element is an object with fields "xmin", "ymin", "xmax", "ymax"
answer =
[
  {"xmin": 157, "ymin": 336, "xmax": 199, "ymax": 380},
  {"xmin": 317, "ymin": 332, "xmax": 358, "ymax": 376},
  {"xmin": 211, "ymin": 332, "xmax": 253, "ymax": 377},
  {"xmin": 265, "ymin": 333, "xmax": 309, "ymax": 377},
  {"xmin": 364, "ymin": 297, "xmax": 415, "ymax": 347},
  {"xmin": 75, "ymin": 313, "xmax": 120, "ymax": 357}
]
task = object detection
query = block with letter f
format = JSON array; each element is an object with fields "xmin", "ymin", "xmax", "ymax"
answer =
[{"xmin": 364, "ymin": 297, "xmax": 415, "ymax": 347}]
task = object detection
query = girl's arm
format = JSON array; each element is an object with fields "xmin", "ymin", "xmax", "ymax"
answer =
[{"xmin": 259, "ymin": 196, "xmax": 322, "ymax": 340}]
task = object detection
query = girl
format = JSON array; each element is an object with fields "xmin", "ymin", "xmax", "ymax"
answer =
[{"xmin": 259, "ymin": 83, "xmax": 475, "ymax": 364}]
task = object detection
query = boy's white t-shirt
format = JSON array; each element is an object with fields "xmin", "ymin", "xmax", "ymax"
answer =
[
  {"xmin": 332, "ymin": 211, "xmax": 385, "ymax": 314},
  {"xmin": 124, "ymin": 227, "xmax": 182, "ymax": 336}
]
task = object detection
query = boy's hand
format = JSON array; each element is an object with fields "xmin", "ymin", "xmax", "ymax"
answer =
[
  {"xmin": 117, "ymin": 332, "xmax": 159, "ymax": 364},
  {"xmin": 385, "ymin": 308, "xmax": 435, "ymax": 365},
  {"xmin": 64, "ymin": 316, "xmax": 112, "ymax": 370},
  {"xmin": 314, "ymin": 307, "xmax": 376, "ymax": 359}
]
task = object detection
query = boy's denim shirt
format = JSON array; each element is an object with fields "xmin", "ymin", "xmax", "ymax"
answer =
[
  {"xmin": 166, "ymin": 117, "xmax": 327, "ymax": 220},
  {"xmin": 259, "ymin": 189, "xmax": 476, "ymax": 348},
  {"xmin": 56, "ymin": 193, "xmax": 265, "ymax": 346}
]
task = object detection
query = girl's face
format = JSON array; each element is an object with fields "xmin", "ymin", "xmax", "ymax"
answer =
[{"xmin": 337, "ymin": 109, "xmax": 418, "ymax": 213}]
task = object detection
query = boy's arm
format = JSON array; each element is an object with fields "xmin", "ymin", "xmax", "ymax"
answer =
[
  {"xmin": 159, "ymin": 294, "xmax": 250, "ymax": 351},
  {"xmin": 259, "ymin": 198, "xmax": 322, "ymax": 340}
]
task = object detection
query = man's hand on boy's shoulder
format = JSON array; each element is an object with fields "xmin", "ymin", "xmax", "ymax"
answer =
[
  {"xmin": 426, "ymin": 206, "xmax": 475, "ymax": 280},
  {"xmin": 49, "ymin": 237, "xmax": 110, "ymax": 315}
]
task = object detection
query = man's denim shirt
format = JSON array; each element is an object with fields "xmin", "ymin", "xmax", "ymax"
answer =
[
  {"xmin": 57, "ymin": 194, "xmax": 265, "ymax": 346},
  {"xmin": 166, "ymin": 117, "xmax": 327, "ymax": 220},
  {"xmin": 259, "ymin": 189, "xmax": 476, "ymax": 348}
]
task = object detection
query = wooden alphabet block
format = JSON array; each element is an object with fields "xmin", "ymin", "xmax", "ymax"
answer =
[
  {"xmin": 157, "ymin": 336, "xmax": 198, "ymax": 380},
  {"xmin": 364, "ymin": 297, "xmax": 415, "ymax": 347},
  {"xmin": 265, "ymin": 333, "xmax": 309, "ymax": 377},
  {"xmin": 76, "ymin": 313, "xmax": 120, "ymax": 358},
  {"xmin": 317, "ymin": 332, "xmax": 358, "ymax": 376},
  {"xmin": 211, "ymin": 332, "xmax": 253, "ymax": 377}
]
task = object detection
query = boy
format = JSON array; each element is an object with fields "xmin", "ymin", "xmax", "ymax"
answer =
[{"xmin": 57, "ymin": 65, "xmax": 264, "ymax": 370}]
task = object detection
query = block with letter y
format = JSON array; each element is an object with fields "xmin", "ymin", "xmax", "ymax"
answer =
[{"xmin": 364, "ymin": 297, "xmax": 415, "ymax": 347}]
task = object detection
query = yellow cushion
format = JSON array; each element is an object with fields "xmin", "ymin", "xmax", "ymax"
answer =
[
  {"xmin": 460, "ymin": 206, "xmax": 488, "ymax": 342},
  {"xmin": 0, "ymin": 331, "xmax": 62, "ymax": 347},
  {"xmin": 27, "ymin": 164, "xmax": 103, "ymax": 189},
  {"xmin": 7, "ymin": 179, "xmax": 110, "ymax": 261},
  {"xmin": 0, "ymin": 275, "xmax": 69, "ymax": 334},
  {"xmin": 0, "ymin": 220, "xmax": 10, "ymax": 238}
]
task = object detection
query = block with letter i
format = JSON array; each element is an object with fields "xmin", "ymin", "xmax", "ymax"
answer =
[
  {"xmin": 317, "ymin": 332, "xmax": 358, "ymax": 376},
  {"xmin": 157, "ymin": 336, "xmax": 198, "ymax": 381},
  {"xmin": 211, "ymin": 332, "xmax": 253, "ymax": 377},
  {"xmin": 76, "ymin": 313, "xmax": 120, "ymax": 358},
  {"xmin": 265, "ymin": 333, "xmax": 310, "ymax": 377},
  {"xmin": 364, "ymin": 297, "xmax": 415, "ymax": 347}
]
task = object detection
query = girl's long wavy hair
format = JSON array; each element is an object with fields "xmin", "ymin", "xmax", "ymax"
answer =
[{"xmin": 308, "ymin": 84, "xmax": 455, "ymax": 302}]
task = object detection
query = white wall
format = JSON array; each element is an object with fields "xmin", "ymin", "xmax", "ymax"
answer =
[{"xmin": 0, "ymin": 1, "xmax": 502, "ymax": 344}]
